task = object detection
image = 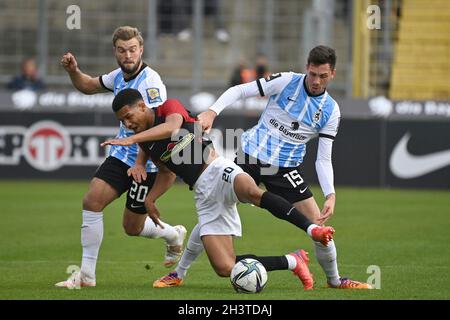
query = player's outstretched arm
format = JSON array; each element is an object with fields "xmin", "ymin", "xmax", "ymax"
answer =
[
  {"xmin": 144, "ymin": 160, "xmax": 177, "ymax": 228},
  {"xmin": 101, "ymin": 113, "xmax": 184, "ymax": 147},
  {"xmin": 198, "ymin": 81, "xmax": 261, "ymax": 131},
  {"xmin": 60, "ymin": 52, "xmax": 105, "ymax": 94},
  {"xmin": 315, "ymin": 137, "xmax": 336, "ymax": 225},
  {"xmin": 134, "ymin": 113, "xmax": 184, "ymax": 143}
]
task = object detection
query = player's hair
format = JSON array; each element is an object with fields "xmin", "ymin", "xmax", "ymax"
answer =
[
  {"xmin": 307, "ymin": 45, "xmax": 336, "ymax": 70},
  {"xmin": 112, "ymin": 88, "xmax": 144, "ymax": 112},
  {"xmin": 112, "ymin": 26, "xmax": 144, "ymax": 47}
]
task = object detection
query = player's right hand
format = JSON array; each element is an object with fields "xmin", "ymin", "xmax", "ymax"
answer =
[
  {"xmin": 197, "ymin": 109, "xmax": 217, "ymax": 132},
  {"xmin": 127, "ymin": 165, "xmax": 147, "ymax": 183},
  {"xmin": 60, "ymin": 52, "xmax": 78, "ymax": 73},
  {"xmin": 145, "ymin": 200, "xmax": 164, "ymax": 229}
]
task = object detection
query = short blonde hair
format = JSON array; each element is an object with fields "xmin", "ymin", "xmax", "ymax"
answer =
[{"xmin": 112, "ymin": 26, "xmax": 144, "ymax": 47}]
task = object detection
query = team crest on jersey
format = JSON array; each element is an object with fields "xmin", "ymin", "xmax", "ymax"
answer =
[
  {"xmin": 313, "ymin": 108, "xmax": 323, "ymax": 124},
  {"xmin": 146, "ymin": 88, "xmax": 162, "ymax": 104},
  {"xmin": 160, "ymin": 133, "xmax": 195, "ymax": 162}
]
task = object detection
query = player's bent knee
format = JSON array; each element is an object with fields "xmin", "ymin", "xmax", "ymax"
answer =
[
  {"xmin": 82, "ymin": 193, "xmax": 106, "ymax": 212},
  {"xmin": 247, "ymin": 187, "xmax": 264, "ymax": 205},
  {"xmin": 122, "ymin": 223, "xmax": 142, "ymax": 236}
]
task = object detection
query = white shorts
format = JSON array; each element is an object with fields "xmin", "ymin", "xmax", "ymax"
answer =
[{"xmin": 193, "ymin": 157, "xmax": 247, "ymax": 237}]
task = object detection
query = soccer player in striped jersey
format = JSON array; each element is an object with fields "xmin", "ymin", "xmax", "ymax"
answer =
[
  {"xmin": 194, "ymin": 46, "xmax": 372, "ymax": 289},
  {"xmin": 55, "ymin": 26, "xmax": 186, "ymax": 289}
]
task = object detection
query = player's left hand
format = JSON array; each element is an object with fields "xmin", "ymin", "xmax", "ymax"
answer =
[
  {"xmin": 317, "ymin": 193, "xmax": 335, "ymax": 225},
  {"xmin": 100, "ymin": 137, "xmax": 135, "ymax": 147},
  {"xmin": 197, "ymin": 109, "xmax": 217, "ymax": 132},
  {"xmin": 128, "ymin": 164, "xmax": 147, "ymax": 183}
]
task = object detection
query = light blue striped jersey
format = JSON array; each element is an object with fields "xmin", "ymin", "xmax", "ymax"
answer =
[
  {"xmin": 100, "ymin": 63, "xmax": 167, "ymax": 172},
  {"xmin": 241, "ymin": 72, "xmax": 340, "ymax": 167}
]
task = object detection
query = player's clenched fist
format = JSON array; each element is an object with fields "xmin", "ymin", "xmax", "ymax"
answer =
[{"xmin": 60, "ymin": 52, "xmax": 78, "ymax": 73}]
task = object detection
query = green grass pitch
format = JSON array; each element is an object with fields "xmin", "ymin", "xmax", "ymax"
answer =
[{"xmin": 0, "ymin": 180, "xmax": 449, "ymax": 300}]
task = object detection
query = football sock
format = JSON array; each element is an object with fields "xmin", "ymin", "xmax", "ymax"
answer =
[
  {"xmin": 236, "ymin": 254, "xmax": 288, "ymax": 271},
  {"xmin": 81, "ymin": 210, "xmax": 103, "ymax": 281},
  {"xmin": 260, "ymin": 191, "xmax": 313, "ymax": 232},
  {"xmin": 139, "ymin": 217, "xmax": 179, "ymax": 245},
  {"xmin": 285, "ymin": 254, "xmax": 298, "ymax": 270},
  {"xmin": 175, "ymin": 223, "xmax": 204, "ymax": 279},
  {"xmin": 314, "ymin": 240, "xmax": 341, "ymax": 286},
  {"xmin": 306, "ymin": 224, "xmax": 320, "ymax": 237}
]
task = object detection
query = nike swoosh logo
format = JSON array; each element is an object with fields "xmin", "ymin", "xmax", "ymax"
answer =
[
  {"xmin": 389, "ymin": 132, "xmax": 450, "ymax": 179},
  {"xmin": 299, "ymin": 187, "xmax": 308, "ymax": 193},
  {"xmin": 131, "ymin": 204, "xmax": 143, "ymax": 209},
  {"xmin": 287, "ymin": 97, "xmax": 296, "ymax": 102},
  {"xmin": 286, "ymin": 208, "xmax": 295, "ymax": 216}
]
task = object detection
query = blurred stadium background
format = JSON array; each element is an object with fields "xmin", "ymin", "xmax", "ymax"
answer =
[
  {"xmin": 0, "ymin": 0, "xmax": 449, "ymax": 300},
  {"xmin": 0, "ymin": 0, "xmax": 449, "ymax": 187}
]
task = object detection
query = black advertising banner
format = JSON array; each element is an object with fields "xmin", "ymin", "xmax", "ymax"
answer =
[
  {"xmin": 300, "ymin": 119, "xmax": 384, "ymax": 187},
  {"xmin": 0, "ymin": 111, "xmax": 449, "ymax": 189},
  {"xmin": 385, "ymin": 121, "xmax": 450, "ymax": 189},
  {"xmin": 0, "ymin": 112, "xmax": 117, "ymax": 179}
]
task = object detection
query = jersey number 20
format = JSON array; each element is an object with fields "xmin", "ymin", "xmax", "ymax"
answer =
[
  {"xmin": 222, "ymin": 167, "xmax": 235, "ymax": 183},
  {"xmin": 129, "ymin": 181, "xmax": 149, "ymax": 202}
]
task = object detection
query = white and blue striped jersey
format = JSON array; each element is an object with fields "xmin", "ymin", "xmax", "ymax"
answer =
[
  {"xmin": 100, "ymin": 63, "xmax": 167, "ymax": 172},
  {"xmin": 240, "ymin": 72, "xmax": 340, "ymax": 167}
]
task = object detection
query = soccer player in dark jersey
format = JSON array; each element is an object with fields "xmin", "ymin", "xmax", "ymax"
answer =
[
  {"xmin": 55, "ymin": 27, "xmax": 186, "ymax": 289},
  {"xmin": 101, "ymin": 88, "xmax": 335, "ymax": 290}
]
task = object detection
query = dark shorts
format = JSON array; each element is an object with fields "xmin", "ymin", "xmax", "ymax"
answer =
[
  {"xmin": 234, "ymin": 151, "xmax": 313, "ymax": 204},
  {"xmin": 93, "ymin": 156, "xmax": 157, "ymax": 214}
]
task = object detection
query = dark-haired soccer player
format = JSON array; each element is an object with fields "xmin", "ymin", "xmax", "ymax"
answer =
[
  {"xmin": 194, "ymin": 45, "xmax": 372, "ymax": 289},
  {"xmin": 101, "ymin": 88, "xmax": 335, "ymax": 290}
]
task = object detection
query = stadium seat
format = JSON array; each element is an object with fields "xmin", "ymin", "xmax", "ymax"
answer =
[{"xmin": 389, "ymin": 0, "xmax": 450, "ymax": 100}]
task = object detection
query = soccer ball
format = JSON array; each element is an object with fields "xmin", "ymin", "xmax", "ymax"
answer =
[{"xmin": 230, "ymin": 258, "xmax": 268, "ymax": 293}]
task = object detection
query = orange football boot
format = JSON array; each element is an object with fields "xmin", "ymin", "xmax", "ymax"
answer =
[
  {"xmin": 311, "ymin": 226, "xmax": 335, "ymax": 246},
  {"xmin": 153, "ymin": 271, "xmax": 184, "ymax": 288},
  {"xmin": 328, "ymin": 277, "xmax": 373, "ymax": 289},
  {"xmin": 290, "ymin": 249, "xmax": 314, "ymax": 290}
]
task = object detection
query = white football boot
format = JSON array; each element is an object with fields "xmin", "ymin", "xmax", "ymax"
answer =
[
  {"xmin": 55, "ymin": 271, "xmax": 96, "ymax": 289},
  {"xmin": 163, "ymin": 225, "xmax": 187, "ymax": 268}
]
